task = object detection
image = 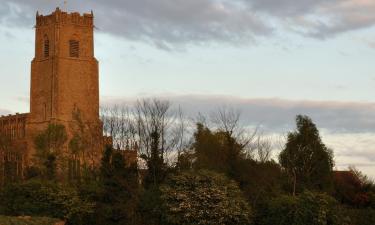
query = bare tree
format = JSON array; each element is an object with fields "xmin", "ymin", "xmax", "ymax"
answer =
[
  {"xmin": 100, "ymin": 105, "xmax": 138, "ymax": 151},
  {"xmin": 210, "ymin": 107, "xmax": 258, "ymax": 153},
  {"xmin": 211, "ymin": 106, "xmax": 241, "ymax": 136},
  {"xmin": 101, "ymin": 99, "xmax": 189, "ymax": 184},
  {"xmin": 254, "ymin": 135, "xmax": 273, "ymax": 163}
]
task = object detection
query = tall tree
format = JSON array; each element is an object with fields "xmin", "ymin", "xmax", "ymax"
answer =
[
  {"xmin": 135, "ymin": 99, "xmax": 172, "ymax": 187},
  {"xmin": 279, "ymin": 115, "xmax": 334, "ymax": 195},
  {"xmin": 193, "ymin": 123, "xmax": 244, "ymax": 175},
  {"xmin": 96, "ymin": 145, "xmax": 140, "ymax": 225}
]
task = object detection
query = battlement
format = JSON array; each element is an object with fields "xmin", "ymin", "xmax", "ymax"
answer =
[
  {"xmin": 36, "ymin": 7, "xmax": 93, "ymax": 27},
  {"xmin": 0, "ymin": 113, "xmax": 28, "ymax": 140}
]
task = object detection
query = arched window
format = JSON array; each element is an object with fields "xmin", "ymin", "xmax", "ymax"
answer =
[
  {"xmin": 69, "ymin": 40, "xmax": 79, "ymax": 58},
  {"xmin": 44, "ymin": 35, "xmax": 49, "ymax": 58}
]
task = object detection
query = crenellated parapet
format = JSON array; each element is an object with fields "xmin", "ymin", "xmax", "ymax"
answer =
[
  {"xmin": 36, "ymin": 7, "xmax": 93, "ymax": 27},
  {"xmin": 0, "ymin": 113, "xmax": 28, "ymax": 140}
]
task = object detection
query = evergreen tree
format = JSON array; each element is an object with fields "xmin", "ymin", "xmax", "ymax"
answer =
[
  {"xmin": 95, "ymin": 145, "xmax": 139, "ymax": 225},
  {"xmin": 143, "ymin": 130, "xmax": 167, "ymax": 187},
  {"xmin": 279, "ymin": 115, "xmax": 334, "ymax": 195},
  {"xmin": 193, "ymin": 123, "xmax": 243, "ymax": 176}
]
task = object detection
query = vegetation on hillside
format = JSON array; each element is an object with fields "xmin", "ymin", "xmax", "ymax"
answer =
[{"xmin": 0, "ymin": 99, "xmax": 374, "ymax": 225}]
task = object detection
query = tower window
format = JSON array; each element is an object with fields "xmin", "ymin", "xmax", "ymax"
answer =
[
  {"xmin": 69, "ymin": 40, "xmax": 79, "ymax": 58},
  {"xmin": 44, "ymin": 38, "xmax": 49, "ymax": 58}
]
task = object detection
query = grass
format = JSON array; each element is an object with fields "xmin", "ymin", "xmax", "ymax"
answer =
[{"xmin": 0, "ymin": 215, "xmax": 62, "ymax": 225}]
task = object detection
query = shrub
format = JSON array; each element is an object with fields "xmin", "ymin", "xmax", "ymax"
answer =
[
  {"xmin": 344, "ymin": 208, "xmax": 375, "ymax": 225},
  {"xmin": 0, "ymin": 179, "xmax": 94, "ymax": 225},
  {"xmin": 258, "ymin": 191, "xmax": 349, "ymax": 225},
  {"xmin": 0, "ymin": 215, "xmax": 61, "ymax": 225},
  {"xmin": 160, "ymin": 170, "xmax": 252, "ymax": 225}
]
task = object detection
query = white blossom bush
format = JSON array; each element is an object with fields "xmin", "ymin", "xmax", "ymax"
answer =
[{"xmin": 160, "ymin": 170, "xmax": 252, "ymax": 225}]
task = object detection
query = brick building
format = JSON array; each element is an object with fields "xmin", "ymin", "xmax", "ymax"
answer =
[{"xmin": 0, "ymin": 8, "xmax": 136, "ymax": 184}]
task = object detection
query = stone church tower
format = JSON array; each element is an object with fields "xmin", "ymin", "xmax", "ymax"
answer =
[
  {"xmin": 30, "ymin": 8, "xmax": 99, "ymax": 125},
  {"xmin": 26, "ymin": 8, "xmax": 103, "ymax": 167},
  {"xmin": 0, "ymin": 8, "xmax": 107, "ymax": 184},
  {"xmin": 0, "ymin": 8, "xmax": 136, "ymax": 184}
]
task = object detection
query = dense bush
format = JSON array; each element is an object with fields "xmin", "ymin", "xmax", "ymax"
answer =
[
  {"xmin": 160, "ymin": 170, "xmax": 252, "ymax": 225},
  {"xmin": 94, "ymin": 146, "xmax": 140, "ymax": 225},
  {"xmin": 257, "ymin": 191, "xmax": 350, "ymax": 225},
  {"xmin": 344, "ymin": 208, "xmax": 375, "ymax": 225},
  {"xmin": 0, "ymin": 179, "xmax": 94, "ymax": 225},
  {"xmin": 0, "ymin": 215, "xmax": 61, "ymax": 225},
  {"xmin": 138, "ymin": 186, "xmax": 165, "ymax": 225}
]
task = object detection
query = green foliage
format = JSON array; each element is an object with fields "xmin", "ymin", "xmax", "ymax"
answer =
[
  {"xmin": 143, "ymin": 130, "xmax": 169, "ymax": 187},
  {"xmin": 193, "ymin": 123, "xmax": 243, "ymax": 175},
  {"xmin": 258, "ymin": 191, "xmax": 349, "ymax": 225},
  {"xmin": 138, "ymin": 186, "xmax": 164, "ymax": 225},
  {"xmin": 34, "ymin": 124, "xmax": 68, "ymax": 158},
  {"xmin": 160, "ymin": 170, "xmax": 253, "ymax": 225},
  {"xmin": 95, "ymin": 145, "xmax": 140, "ymax": 225},
  {"xmin": 0, "ymin": 179, "xmax": 94, "ymax": 224},
  {"xmin": 34, "ymin": 124, "xmax": 68, "ymax": 180},
  {"xmin": 279, "ymin": 115, "xmax": 334, "ymax": 194},
  {"xmin": 2, "ymin": 112, "xmax": 373, "ymax": 225},
  {"xmin": 191, "ymin": 123, "xmax": 284, "ymax": 208},
  {"xmin": 69, "ymin": 135, "xmax": 84, "ymax": 155},
  {"xmin": 233, "ymin": 159, "xmax": 284, "ymax": 207},
  {"xmin": 334, "ymin": 171, "xmax": 362, "ymax": 206},
  {"xmin": 344, "ymin": 208, "xmax": 375, "ymax": 225},
  {"xmin": 0, "ymin": 216, "xmax": 61, "ymax": 225}
]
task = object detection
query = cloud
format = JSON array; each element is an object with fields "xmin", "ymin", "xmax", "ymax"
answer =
[
  {"xmin": 367, "ymin": 40, "xmax": 375, "ymax": 48},
  {"xmin": 301, "ymin": 1, "xmax": 375, "ymax": 38},
  {"xmin": 0, "ymin": 0, "xmax": 271, "ymax": 49},
  {"xmin": 248, "ymin": 0, "xmax": 375, "ymax": 39},
  {"xmin": 102, "ymin": 94, "xmax": 375, "ymax": 133},
  {"xmin": 321, "ymin": 131, "xmax": 375, "ymax": 179},
  {"xmin": 1, "ymin": 0, "xmax": 375, "ymax": 48}
]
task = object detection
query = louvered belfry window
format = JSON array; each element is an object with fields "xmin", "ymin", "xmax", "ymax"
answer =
[
  {"xmin": 69, "ymin": 40, "xmax": 79, "ymax": 58},
  {"xmin": 44, "ymin": 39, "xmax": 49, "ymax": 58}
]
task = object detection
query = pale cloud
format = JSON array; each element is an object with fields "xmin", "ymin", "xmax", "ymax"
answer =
[
  {"xmin": 102, "ymin": 95, "xmax": 375, "ymax": 133},
  {"xmin": 1, "ymin": 0, "xmax": 375, "ymax": 47},
  {"xmin": 368, "ymin": 40, "xmax": 375, "ymax": 48},
  {"xmin": 322, "ymin": 131, "xmax": 375, "ymax": 179},
  {"xmin": 304, "ymin": 0, "xmax": 375, "ymax": 38},
  {"xmin": 249, "ymin": 0, "xmax": 375, "ymax": 38},
  {"xmin": 0, "ymin": 0, "xmax": 271, "ymax": 48}
]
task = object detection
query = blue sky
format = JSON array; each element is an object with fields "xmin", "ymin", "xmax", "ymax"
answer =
[{"xmin": 0, "ymin": 0, "xmax": 374, "ymax": 177}]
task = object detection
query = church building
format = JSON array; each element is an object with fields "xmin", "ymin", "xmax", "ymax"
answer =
[{"xmin": 0, "ymin": 8, "xmax": 133, "ymax": 184}]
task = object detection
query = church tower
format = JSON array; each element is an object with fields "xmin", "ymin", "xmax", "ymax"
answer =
[
  {"xmin": 30, "ymin": 7, "xmax": 99, "ymax": 124},
  {"xmin": 26, "ymin": 8, "xmax": 102, "ymax": 166},
  {"xmin": 0, "ymin": 8, "xmax": 137, "ymax": 184}
]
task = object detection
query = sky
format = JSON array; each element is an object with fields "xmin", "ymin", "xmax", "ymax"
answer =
[{"xmin": 0, "ymin": 0, "xmax": 374, "ymax": 178}]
